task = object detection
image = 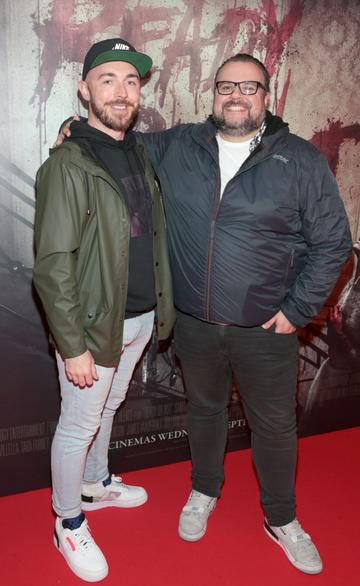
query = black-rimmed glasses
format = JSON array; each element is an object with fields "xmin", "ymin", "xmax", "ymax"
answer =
[{"xmin": 215, "ymin": 80, "xmax": 266, "ymax": 95}]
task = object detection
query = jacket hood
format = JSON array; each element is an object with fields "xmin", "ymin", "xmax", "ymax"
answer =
[
  {"xmin": 190, "ymin": 111, "xmax": 289, "ymax": 159},
  {"xmin": 263, "ymin": 110, "xmax": 288, "ymax": 136},
  {"xmin": 66, "ymin": 119, "xmax": 136, "ymax": 151}
]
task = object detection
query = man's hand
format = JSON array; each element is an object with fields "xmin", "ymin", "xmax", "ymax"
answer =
[
  {"xmin": 53, "ymin": 115, "xmax": 80, "ymax": 147},
  {"xmin": 261, "ymin": 310, "xmax": 296, "ymax": 334},
  {"xmin": 64, "ymin": 350, "xmax": 99, "ymax": 388}
]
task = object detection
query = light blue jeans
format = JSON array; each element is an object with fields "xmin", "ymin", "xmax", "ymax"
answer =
[{"xmin": 52, "ymin": 311, "xmax": 154, "ymax": 518}]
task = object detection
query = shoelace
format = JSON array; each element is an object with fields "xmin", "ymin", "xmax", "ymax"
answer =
[
  {"xmin": 102, "ymin": 474, "xmax": 124, "ymax": 487},
  {"xmin": 183, "ymin": 492, "xmax": 214, "ymax": 514},
  {"xmin": 112, "ymin": 475, "xmax": 125, "ymax": 485},
  {"xmin": 282, "ymin": 520, "xmax": 311, "ymax": 543},
  {"xmin": 106, "ymin": 475, "xmax": 129, "ymax": 488},
  {"xmin": 101, "ymin": 475, "xmax": 127, "ymax": 491},
  {"xmin": 72, "ymin": 521, "xmax": 95, "ymax": 551}
]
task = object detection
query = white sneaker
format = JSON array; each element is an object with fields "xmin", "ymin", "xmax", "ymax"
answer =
[
  {"xmin": 178, "ymin": 490, "xmax": 217, "ymax": 542},
  {"xmin": 264, "ymin": 518, "xmax": 323, "ymax": 574},
  {"xmin": 54, "ymin": 516, "xmax": 108, "ymax": 582},
  {"xmin": 81, "ymin": 474, "xmax": 148, "ymax": 511}
]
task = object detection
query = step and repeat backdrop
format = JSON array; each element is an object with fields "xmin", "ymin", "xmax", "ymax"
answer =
[{"xmin": 0, "ymin": 0, "xmax": 359, "ymax": 496}]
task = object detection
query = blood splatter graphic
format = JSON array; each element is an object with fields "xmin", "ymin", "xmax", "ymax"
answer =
[
  {"xmin": 31, "ymin": 0, "xmax": 304, "ymax": 128},
  {"xmin": 31, "ymin": 0, "xmax": 180, "ymax": 125},
  {"xmin": 310, "ymin": 120, "xmax": 360, "ymax": 175},
  {"xmin": 31, "ymin": 0, "xmax": 360, "ymax": 193},
  {"xmin": 199, "ymin": 0, "xmax": 304, "ymax": 118}
]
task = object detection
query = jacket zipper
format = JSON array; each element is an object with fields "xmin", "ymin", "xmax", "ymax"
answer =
[
  {"xmin": 204, "ymin": 151, "xmax": 277, "ymax": 322},
  {"xmin": 204, "ymin": 169, "xmax": 223, "ymax": 321}
]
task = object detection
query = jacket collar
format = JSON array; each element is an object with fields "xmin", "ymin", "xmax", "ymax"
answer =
[
  {"xmin": 191, "ymin": 111, "xmax": 289, "ymax": 155},
  {"xmin": 50, "ymin": 138, "xmax": 145, "ymax": 194},
  {"xmin": 50, "ymin": 136, "xmax": 156, "ymax": 203}
]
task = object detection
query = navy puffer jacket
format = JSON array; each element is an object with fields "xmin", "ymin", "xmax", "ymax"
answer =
[{"xmin": 138, "ymin": 112, "xmax": 352, "ymax": 327}]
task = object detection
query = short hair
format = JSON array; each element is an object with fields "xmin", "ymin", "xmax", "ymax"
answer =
[{"xmin": 215, "ymin": 53, "xmax": 270, "ymax": 92}]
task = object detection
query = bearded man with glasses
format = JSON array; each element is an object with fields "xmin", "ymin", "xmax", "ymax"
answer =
[
  {"xmin": 144, "ymin": 54, "xmax": 351, "ymax": 575},
  {"xmin": 57, "ymin": 52, "xmax": 352, "ymax": 575}
]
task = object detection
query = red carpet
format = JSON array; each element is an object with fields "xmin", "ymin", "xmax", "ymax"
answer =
[{"xmin": 1, "ymin": 427, "xmax": 359, "ymax": 585}]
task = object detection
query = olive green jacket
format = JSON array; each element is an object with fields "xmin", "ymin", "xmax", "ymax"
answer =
[{"xmin": 33, "ymin": 139, "xmax": 175, "ymax": 367}]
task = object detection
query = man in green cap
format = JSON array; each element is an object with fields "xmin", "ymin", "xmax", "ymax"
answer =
[{"xmin": 34, "ymin": 38, "xmax": 174, "ymax": 582}]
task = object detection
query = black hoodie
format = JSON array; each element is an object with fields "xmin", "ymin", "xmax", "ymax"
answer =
[{"xmin": 68, "ymin": 121, "xmax": 156, "ymax": 318}]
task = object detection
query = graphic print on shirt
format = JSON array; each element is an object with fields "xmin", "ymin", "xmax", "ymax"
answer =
[{"xmin": 121, "ymin": 174, "xmax": 153, "ymax": 237}]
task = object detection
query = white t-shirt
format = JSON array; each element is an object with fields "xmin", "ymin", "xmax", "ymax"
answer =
[{"xmin": 216, "ymin": 134, "xmax": 252, "ymax": 198}]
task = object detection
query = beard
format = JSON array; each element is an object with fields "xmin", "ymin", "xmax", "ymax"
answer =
[
  {"xmin": 213, "ymin": 99, "xmax": 266, "ymax": 138},
  {"xmin": 90, "ymin": 98, "xmax": 139, "ymax": 132}
]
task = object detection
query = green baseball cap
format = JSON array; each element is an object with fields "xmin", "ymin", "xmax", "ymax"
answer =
[{"xmin": 82, "ymin": 38, "xmax": 152, "ymax": 80}]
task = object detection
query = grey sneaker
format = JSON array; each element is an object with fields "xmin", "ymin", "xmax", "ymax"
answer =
[
  {"xmin": 264, "ymin": 518, "xmax": 323, "ymax": 574},
  {"xmin": 82, "ymin": 474, "xmax": 148, "ymax": 511},
  {"xmin": 178, "ymin": 490, "xmax": 217, "ymax": 542}
]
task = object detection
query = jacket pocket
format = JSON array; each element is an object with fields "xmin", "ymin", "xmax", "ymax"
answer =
[{"xmin": 283, "ymin": 249, "xmax": 295, "ymax": 286}]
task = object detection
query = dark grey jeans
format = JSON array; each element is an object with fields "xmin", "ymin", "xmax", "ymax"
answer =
[{"xmin": 174, "ymin": 311, "xmax": 299, "ymax": 527}]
